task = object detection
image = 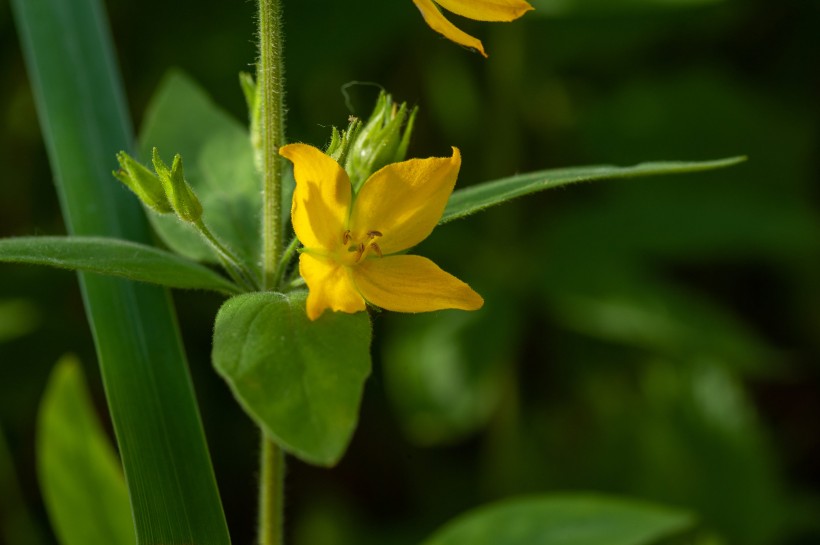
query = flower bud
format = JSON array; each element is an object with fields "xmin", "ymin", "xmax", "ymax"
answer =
[
  {"xmin": 113, "ymin": 151, "xmax": 173, "ymax": 214},
  {"xmin": 151, "ymin": 148, "xmax": 203, "ymax": 223},
  {"xmin": 343, "ymin": 91, "xmax": 417, "ymax": 191},
  {"xmin": 325, "ymin": 115, "xmax": 362, "ymax": 165}
]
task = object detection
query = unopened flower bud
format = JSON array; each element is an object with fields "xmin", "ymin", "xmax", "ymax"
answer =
[
  {"xmin": 113, "ymin": 151, "xmax": 173, "ymax": 214},
  {"xmin": 343, "ymin": 91, "xmax": 417, "ymax": 191},
  {"xmin": 151, "ymin": 148, "xmax": 203, "ymax": 223}
]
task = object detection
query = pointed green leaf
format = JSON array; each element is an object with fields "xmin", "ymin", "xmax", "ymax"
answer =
[
  {"xmin": 0, "ymin": 237, "xmax": 240, "ymax": 294},
  {"xmin": 38, "ymin": 357, "xmax": 135, "ymax": 545},
  {"xmin": 213, "ymin": 291, "xmax": 372, "ymax": 466},
  {"xmin": 421, "ymin": 494, "xmax": 694, "ymax": 545},
  {"xmin": 441, "ymin": 156, "xmax": 746, "ymax": 224},
  {"xmin": 11, "ymin": 0, "xmax": 232, "ymax": 541},
  {"xmin": 139, "ymin": 71, "xmax": 262, "ymax": 273}
]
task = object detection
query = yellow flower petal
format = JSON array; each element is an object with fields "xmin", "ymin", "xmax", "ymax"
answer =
[
  {"xmin": 280, "ymin": 143, "xmax": 351, "ymax": 252},
  {"xmin": 353, "ymin": 255, "xmax": 483, "ymax": 313},
  {"xmin": 412, "ymin": 0, "xmax": 487, "ymax": 58},
  {"xmin": 349, "ymin": 147, "xmax": 461, "ymax": 255},
  {"xmin": 435, "ymin": 0, "xmax": 534, "ymax": 22},
  {"xmin": 299, "ymin": 253, "xmax": 365, "ymax": 321}
]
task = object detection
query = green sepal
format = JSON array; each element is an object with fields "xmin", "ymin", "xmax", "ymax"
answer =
[
  {"xmin": 344, "ymin": 91, "xmax": 416, "ymax": 190},
  {"xmin": 151, "ymin": 147, "xmax": 203, "ymax": 223},
  {"xmin": 325, "ymin": 116, "xmax": 362, "ymax": 165},
  {"xmin": 113, "ymin": 151, "xmax": 172, "ymax": 214}
]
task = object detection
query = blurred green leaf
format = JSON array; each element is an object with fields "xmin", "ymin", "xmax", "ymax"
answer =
[
  {"xmin": 11, "ymin": 0, "xmax": 232, "ymax": 541},
  {"xmin": 139, "ymin": 71, "xmax": 262, "ymax": 274},
  {"xmin": 38, "ymin": 356, "xmax": 135, "ymax": 545},
  {"xmin": 0, "ymin": 236, "xmax": 241, "ymax": 294},
  {"xmin": 383, "ymin": 306, "xmax": 517, "ymax": 446},
  {"xmin": 544, "ymin": 277, "xmax": 776, "ymax": 374},
  {"xmin": 441, "ymin": 157, "xmax": 745, "ymax": 224},
  {"xmin": 213, "ymin": 291, "xmax": 372, "ymax": 466},
  {"xmin": 421, "ymin": 494, "xmax": 694, "ymax": 545},
  {"xmin": 0, "ymin": 298, "xmax": 40, "ymax": 343}
]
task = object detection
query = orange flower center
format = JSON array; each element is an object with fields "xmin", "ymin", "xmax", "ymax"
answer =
[{"xmin": 342, "ymin": 229, "xmax": 383, "ymax": 263}]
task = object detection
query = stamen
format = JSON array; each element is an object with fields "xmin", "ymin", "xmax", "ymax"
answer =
[
  {"xmin": 343, "ymin": 230, "xmax": 352, "ymax": 244},
  {"xmin": 355, "ymin": 243, "xmax": 365, "ymax": 262},
  {"xmin": 367, "ymin": 230, "xmax": 383, "ymax": 239},
  {"xmin": 370, "ymin": 243, "xmax": 382, "ymax": 257}
]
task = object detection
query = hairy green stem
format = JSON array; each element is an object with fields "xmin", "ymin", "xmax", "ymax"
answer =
[
  {"xmin": 259, "ymin": 0, "xmax": 286, "ymax": 289},
  {"xmin": 257, "ymin": 0, "xmax": 287, "ymax": 543},
  {"xmin": 194, "ymin": 220, "xmax": 258, "ymax": 291},
  {"xmin": 259, "ymin": 438, "xmax": 286, "ymax": 545}
]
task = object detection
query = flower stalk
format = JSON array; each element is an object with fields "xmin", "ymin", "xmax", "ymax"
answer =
[
  {"xmin": 257, "ymin": 0, "xmax": 287, "ymax": 544},
  {"xmin": 259, "ymin": 0, "xmax": 286, "ymax": 289}
]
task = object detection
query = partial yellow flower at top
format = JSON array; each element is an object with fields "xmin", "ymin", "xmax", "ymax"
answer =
[
  {"xmin": 279, "ymin": 143, "xmax": 484, "ymax": 321},
  {"xmin": 412, "ymin": 0, "xmax": 534, "ymax": 58}
]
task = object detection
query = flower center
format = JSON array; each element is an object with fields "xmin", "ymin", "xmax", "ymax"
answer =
[{"xmin": 343, "ymin": 229, "xmax": 383, "ymax": 263}]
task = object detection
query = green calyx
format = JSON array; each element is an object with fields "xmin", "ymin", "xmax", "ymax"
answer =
[
  {"xmin": 113, "ymin": 148, "xmax": 203, "ymax": 223},
  {"xmin": 113, "ymin": 151, "xmax": 173, "ymax": 214},
  {"xmin": 327, "ymin": 91, "xmax": 417, "ymax": 191},
  {"xmin": 151, "ymin": 148, "xmax": 203, "ymax": 223}
]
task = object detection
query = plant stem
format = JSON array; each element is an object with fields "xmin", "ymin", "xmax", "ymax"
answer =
[
  {"xmin": 194, "ymin": 219, "xmax": 258, "ymax": 291},
  {"xmin": 257, "ymin": 0, "xmax": 287, "ymax": 544},
  {"xmin": 259, "ymin": 0, "xmax": 286, "ymax": 289},
  {"xmin": 259, "ymin": 438, "xmax": 286, "ymax": 545}
]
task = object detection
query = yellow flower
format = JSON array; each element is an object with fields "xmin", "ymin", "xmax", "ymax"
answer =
[
  {"xmin": 412, "ymin": 0, "xmax": 534, "ymax": 58},
  {"xmin": 279, "ymin": 143, "xmax": 484, "ymax": 321}
]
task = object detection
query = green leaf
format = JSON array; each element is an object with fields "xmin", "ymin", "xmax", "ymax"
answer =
[
  {"xmin": 213, "ymin": 291, "xmax": 372, "ymax": 466},
  {"xmin": 382, "ymin": 306, "xmax": 518, "ymax": 446},
  {"xmin": 441, "ymin": 157, "xmax": 746, "ymax": 224},
  {"xmin": 38, "ymin": 357, "xmax": 135, "ymax": 545},
  {"xmin": 139, "ymin": 71, "xmax": 262, "ymax": 274},
  {"xmin": 11, "ymin": 0, "xmax": 232, "ymax": 542},
  {"xmin": 0, "ymin": 236, "xmax": 240, "ymax": 294},
  {"xmin": 421, "ymin": 494, "xmax": 694, "ymax": 545}
]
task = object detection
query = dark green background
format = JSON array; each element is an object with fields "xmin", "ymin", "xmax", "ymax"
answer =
[{"xmin": 1, "ymin": 0, "xmax": 818, "ymax": 544}]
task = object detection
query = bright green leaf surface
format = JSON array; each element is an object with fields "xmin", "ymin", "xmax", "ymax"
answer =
[
  {"xmin": 38, "ymin": 357, "xmax": 135, "ymax": 545},
  {"xmin": 213, "ymin": 291, "xmax": 372, "ymax": 466},
  {"xmin": 441, "ymin": 157, "xmax": 745, "ymax": 224},
  {"xmin": 0, "ymin": 237, "xmax": 240, "ymax": 294},
  {"xmin": 139, "ymin": 71, "xmax": 262, "ymax": 273},
  {"xmin": 11, "ymin": 0, "xmax": 232, "ymax": 542},
  {"xmin": 422, "ymin": 494, "xmax": 694, "ymax": 545}
]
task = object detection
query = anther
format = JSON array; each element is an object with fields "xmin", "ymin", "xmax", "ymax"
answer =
[
  {"xmin": 355, "ymin": 243, "xmax": 365, "ymax": 262},
  {"xmin": 370, "ymin": 243, "xmax": 383, "ymax": 257},
  {"xmin": 343, "ymin": 230, "xmax": 352, "ymax": 244},
  {"xmin": 367, "ymin": 230, "xmax": 383, "ymax": 239}
]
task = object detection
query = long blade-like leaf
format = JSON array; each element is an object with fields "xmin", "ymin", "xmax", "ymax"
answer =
[
  {"xmin": 10, "ymin": 0, "xmax": 232, "ymax": 543},
  {"xmin": 441, "ymin": 156, "xmax": 746, "ymax": 224},
  {"xmin": 0, "ymin": 236, "xmax": 240, "ymax": 294}
]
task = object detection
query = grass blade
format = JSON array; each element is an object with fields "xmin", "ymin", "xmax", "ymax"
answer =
[{"xmin": 10, "ymin": 0, "xmax": 232, "ymax": 542}]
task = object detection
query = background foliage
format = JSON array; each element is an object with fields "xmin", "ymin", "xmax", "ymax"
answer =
[{"xmin": 1, "ymin": 0, "xmax": 818, "ymax": 544}]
